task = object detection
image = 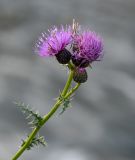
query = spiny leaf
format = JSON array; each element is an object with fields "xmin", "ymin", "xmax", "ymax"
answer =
[
  {"xmin": 14, "ymin": 101, "xmax": 43, "ymax": 127},
  {"xmin": 27, "ymin": 136, "xmax": 47, "ymax": 150},
  {"xmin": 59, "ymin": 95, "xmax": 73, "ymax": 115},
  {"xmin": 21, "ymin": 135, "xmax": 47, "ymax": 150}
]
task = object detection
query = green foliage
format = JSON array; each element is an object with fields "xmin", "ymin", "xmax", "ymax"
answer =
[
  {"xmin": 14, "ymin": 101, "xmax": 43, "ymax": 127},
  {"xmin": 59, "ymin": 94, "xmax": 72, "ymax": 115},
  {"xmin": 21, "ymin": 135, "xmax": 47, "ymax": 150}
]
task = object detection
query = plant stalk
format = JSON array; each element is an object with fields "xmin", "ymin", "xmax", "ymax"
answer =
[{"xmin": 12, "ymin": 69, "xmax": 80, "ymax": 160}]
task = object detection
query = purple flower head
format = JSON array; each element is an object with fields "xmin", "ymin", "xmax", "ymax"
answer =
[
  {"xmin": 72, "ymin": 30, "xmax": 103, "ymax": 66},
  {"xmin": 36, "ymin": 26, "xmax": 72, "ymax": 57}
]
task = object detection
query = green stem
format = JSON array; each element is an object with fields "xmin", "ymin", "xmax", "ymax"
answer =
[
  {"xmin": 65, "ymin": 83, "xmax": 80, "ymax": 98},
  {"xmin": 12, "ymin": 69, "xmax": 79, "ymax": 160},
  {"xmin": 12, "ymin": 127, "xmax": 40, "ymax": 160},
  {"xmin": 61, "ymin": 69, "xmax": 74, "ymax": 96},
  {"xmin": 41, "ymin": 83, "xmax": 80, "ymax": 125}
]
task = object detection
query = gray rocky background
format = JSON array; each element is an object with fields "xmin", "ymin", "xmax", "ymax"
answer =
[{"xmin": 0, "ymin": 0, "xmax": 135, "ymax": 159}]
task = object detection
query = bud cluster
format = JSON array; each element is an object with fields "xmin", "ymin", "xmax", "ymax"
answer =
[{"xmin": 35, "ymin": 21, "xmax": 103, "ymax": 83}]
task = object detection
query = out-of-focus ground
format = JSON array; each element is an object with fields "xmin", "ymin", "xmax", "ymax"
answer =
[{"xmin": 0, "ymin": 0, "xmax": 135, "ymax": 159}]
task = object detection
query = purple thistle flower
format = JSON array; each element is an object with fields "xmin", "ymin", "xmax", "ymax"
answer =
[
  {"xmin": 72, "ymin": 30, "xmax": 103, "ymax": 67},
  {"xmin": 35, "ymin": 26, "xmax": 72, "ymax": 57}
]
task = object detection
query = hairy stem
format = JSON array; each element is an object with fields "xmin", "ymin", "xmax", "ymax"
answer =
[{"xmin": 12, "ymin": 69, "xmax": 80, "ymax": 160}]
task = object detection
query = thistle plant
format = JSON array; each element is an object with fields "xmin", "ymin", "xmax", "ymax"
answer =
[{"xmin": 11, "ymin": 19, "xmax": 104, "ymax": 160}]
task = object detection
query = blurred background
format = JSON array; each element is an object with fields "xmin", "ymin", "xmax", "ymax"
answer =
[{"xmin": 0, "ymin": 0, "xmax": 135, "ymax": 159}]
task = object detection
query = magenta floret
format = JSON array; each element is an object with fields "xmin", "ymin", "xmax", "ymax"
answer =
[
  {"xmin": 73, "ymin": 31, "xmax": 103, "ymax": 64},
  {"xmin": 36, "ymin": 26, "xmax": 72, "ymax": 57}
]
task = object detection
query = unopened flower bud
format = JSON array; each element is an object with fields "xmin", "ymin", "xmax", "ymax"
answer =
[
  {"xmin": 56, "ymin": 49, "xmax": 71, "ymax": 64},
  {"xmin": 73, "ymin": 68, "xmax": 88, "ymax": 83},
  {"xmin": 72, "ymin": 55, "xmax": 90, "ymax": 68}
]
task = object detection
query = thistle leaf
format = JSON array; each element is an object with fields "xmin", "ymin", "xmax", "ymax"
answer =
[
  {"xmin": 14, "ymin": 101, "xmax": 43, "ymax": 127},
  {"xmin": 21, "ymin": 135, "xmax": 47, "ymax": 150},
  {"xmin": 59, "ymin": 95, "xmax": 72, "ymax": 115},
  {"xmin": 27, "ymin": 136, "xmax": 47, "ymax": 150}
]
